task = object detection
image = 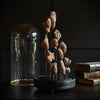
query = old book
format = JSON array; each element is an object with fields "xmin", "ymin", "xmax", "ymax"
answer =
[
  {"xmin": 78, "ymin": 78, "xmax": 100, "ymax": 86},
  {"xmin": 75, "ymin": 71, "xmax": 100, "ymax": 79},
  {"xmin": 76, "ymin": 62, "xmax": 100, "ymax": 72}
]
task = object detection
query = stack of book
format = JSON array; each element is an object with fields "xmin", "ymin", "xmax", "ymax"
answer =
[{"xmin": 75, "ymin": 62, "xmax": 100, "ymax": 86}]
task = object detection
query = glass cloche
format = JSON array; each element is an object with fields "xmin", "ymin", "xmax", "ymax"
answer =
[{"xmin": 10, "ymin": 23, "xmax": 38, "ymax": 86}]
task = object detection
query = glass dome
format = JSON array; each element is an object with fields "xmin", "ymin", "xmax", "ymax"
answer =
[{"xmin": 10, "ymin": 23, "xmax": 38, "ymax": 86}]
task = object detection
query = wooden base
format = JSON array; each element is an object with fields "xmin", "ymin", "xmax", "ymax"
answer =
[{"xmin": 34, "ymin": 76, "xmax": 76, "ymax": 91}]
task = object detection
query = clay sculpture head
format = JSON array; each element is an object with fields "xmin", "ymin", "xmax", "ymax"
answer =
[
  {"xmin": 64, "ymin": 57, "xmax": 71, "ymax": 65},
  {"xmin": 50, "ymin": 38, "xmax": 58, "ymax": 49},
  {"xmin": 59, "ymin": 41, "xmax": 67, "ymax": 54},
  {"xmin": 42, "ymin": 18, "xmax": 51, "ymax": 32},
  {"xmin": 58, "ymin": 48, "xmax": 64, "ymax": 59},
  {"xmin": 41, "ymin": 35, "xmax": 49, "ymax": 50},
  {"xmin": 46, "ymin": 50, "xmax": 55, "ymax": 63},
  {"xmin": 49, "ymin": 11, "xmax": 56, "ymax": 29},
  {"xmin": 54, "ymin": 29, "xmax": 61, "ymax": 40},
  {"xmin": 49, "ymin": 62, "xmax": 57, "ymax": 74}
]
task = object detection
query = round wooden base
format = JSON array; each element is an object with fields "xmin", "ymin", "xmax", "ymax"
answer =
[{"xmin": 34, "ymin": 77, "xmax": 76, "ymax": 91}]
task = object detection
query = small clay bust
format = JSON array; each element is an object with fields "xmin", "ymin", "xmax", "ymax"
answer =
[
  {"xmin": 58, "ymin": 48, "xmax": 64, "ymax": 59},
  {"xmin": 54, "ymin": 29, "xmax": 61, "ymax": 40},
  {"xmin": 59, "ymin": 60, "xmax": 66, "ymax": 75},
  {"xmin": 65, "ymin": 67, "xmax": 70, "ymax": 73},
  {"xmin": 46, "ymin": 50, "xmax": 55, "ymax": 63},
  {"xmin": 59, "ymin": 41, "xmax": 67, "ymax": 54},
  {"xmin": 41, "ymin": 35, "xmax": 49, "ymax": 50},
  {"xmin": 49, "ymin": 11, "xmax": 56, "ymax": 29},
  {"xmin": 42, "ymin": 18, "xmax": 51, "ymax": 32},
  {"xmin": 49, "ymin": 62, "xmax": 57, "ymax": 74},
  {"xmin": 50, "ymin": 11, "xmax": 56, "ymax": 18},
  {"xmin": 64, "ymin": 57, "xmax": 71, "ymax": 65},
  {"xmin": 50, "ymin": 38, "xmax": 58, "ymax": 49}
]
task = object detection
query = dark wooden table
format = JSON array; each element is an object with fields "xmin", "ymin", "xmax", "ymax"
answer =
[{"xmin": 0, "ymin": 81, "xmax": 100, "ymax": 100}]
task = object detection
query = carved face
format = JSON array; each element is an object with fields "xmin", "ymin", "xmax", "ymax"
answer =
[
  {"xmin": 54, "ymin": 29, "xmax": 61, "ymax": 40},
  {"xmin": 46, "ymin": 18, "xmax": 51, "ymax": 28},
  {"xmin": 42, "ymin": 18, "xmax": 51, "ymax": 32},
  {"xmin": 49, "ymin": 62, "xmax": 57, "ymax": 74},
  {"xmin": 58, "ymin": 48, "xmax": 64, "ymax": 59},
  {"xmin": 64, "ymin": 57, "xmax": 71, "ymax": 65},
  {"xmin": 46, "ymin": 50, "xmax": 55, "ymax": 63},
  {"xmin": 59, "ymin": 41, "xmax": 67, "ymax": 54},
  {"xmin": 41, "ymin": 35, "xmax": 49, "ymax": 50},
  {"xmin": 49, "ymin": 11, "xmax": 56, "ymax": 29},
  {"xmin": 50, "ymin": 38, "xmax": 58, "ymax": 49},
  {"xmin": 50, "ymin": 11, "xmax": 56, "ymax": 19}
]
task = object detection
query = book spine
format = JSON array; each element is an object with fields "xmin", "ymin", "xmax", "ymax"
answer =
[
  {"xmin": 77, "ymin": 64, "xmax": 100, "ymax": 72},
  {"xmin": 78, "ymin": 79, "xmax": 93, "ymax": 86},
  {"xmin": 78, "ymin": 79, "xmax": 100, "ymax": 86},
  {"xmin": 84, "ymin": 71, "xmax": 100, "ymax": 79},
  {"xmin": 75, "ymin": 71, "xmax": 100, "ymax": 79},
  {"xmin": 93, "ymin": 79, "xmax": 100, "ymax": 86},
  {"xmin": 90, "ymin": 64, "xmax": 100, "ymax": 72}
]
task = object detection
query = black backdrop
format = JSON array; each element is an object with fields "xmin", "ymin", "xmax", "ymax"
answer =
[{"xmin": 1, "ymin": 0, "xmax": 100, "ymax": 84}]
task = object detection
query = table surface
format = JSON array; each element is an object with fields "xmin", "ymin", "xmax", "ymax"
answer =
[{"xmin": 0, "ymin": 81, "xmax": 100, "ymax": 100}]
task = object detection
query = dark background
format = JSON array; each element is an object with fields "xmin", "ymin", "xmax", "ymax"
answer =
[{"xmin": 1, "ymin": 0, "xmax": 100, "ymax": 84}]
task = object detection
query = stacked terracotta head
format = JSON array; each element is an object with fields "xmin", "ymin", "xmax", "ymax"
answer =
[{"xmin": 41, "ymin": 11, "xmax": 71, "ymax": 75}]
